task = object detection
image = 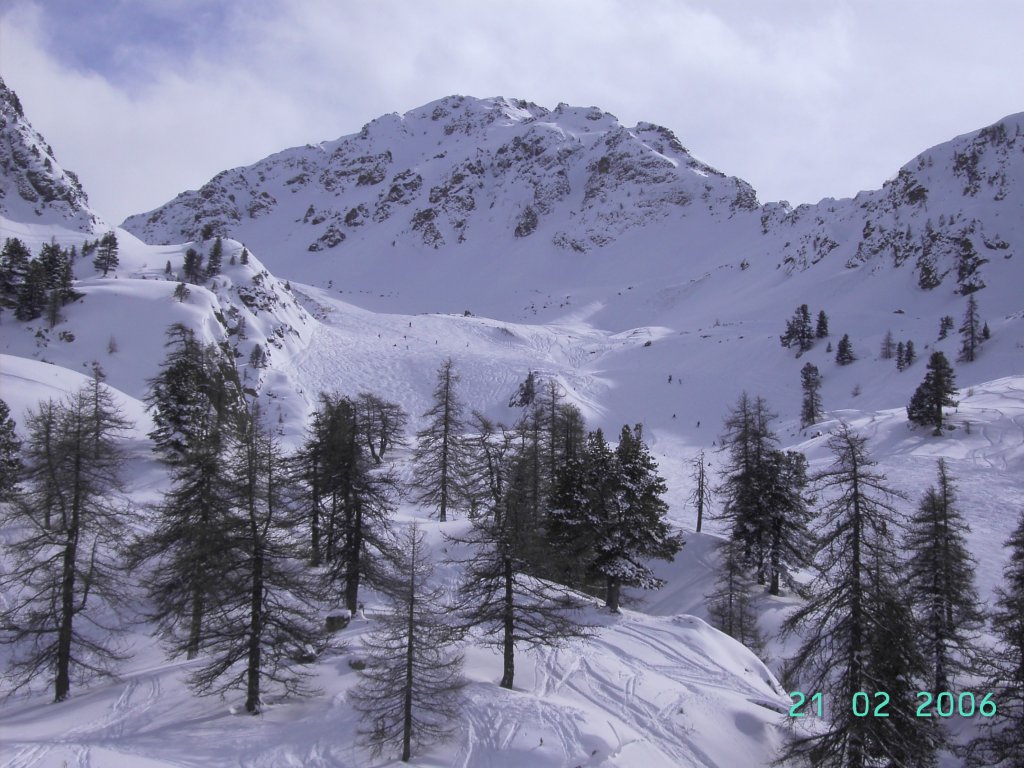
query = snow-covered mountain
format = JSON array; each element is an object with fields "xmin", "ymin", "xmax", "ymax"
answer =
[
  {"xmin": 3, "ymin": 84, "xmax": 1024, "ymax": 767},
  {"xmin": 0, "ymin": 76, "xmax": 100, "ymax": 232}
]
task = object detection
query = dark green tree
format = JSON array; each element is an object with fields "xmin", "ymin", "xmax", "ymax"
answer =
[
  {"xmin": 907, "ymin": 352, "xmax": 958, "ymax": 434},
  {"xmin": 781, "ymin": 303, "xmax": 814, "ymax": 352},
  {"xmin": 206, "ymin": 236, "xmax": 224, "ymax": 278},
  {"xmin": 92, "ymin": 231, "xmax": 119, "ymax": 277},
  {"xmin": 183, "ymin": 247, "xmax": 204, "ymax": 283},
  {"xmin": 958, "ymin": 293, "xmax": 982, "ymax": 363},
  {"xmin": 800, "ymin": 362, "xmax": 823, "ymax": 428},
  {"xmin": 0, "ymin": 397, "xmax": 22, "ymax": 497},
  {"xmin": 835, "ymin": 333, "xmax": 856, "ymax": 365},
  {"xmin": 816, "ymin": 309, "xmax": 829, "ymax": 339}
]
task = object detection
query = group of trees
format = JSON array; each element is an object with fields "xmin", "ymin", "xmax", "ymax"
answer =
[
  {"xmin": 705, "ymin": 389, "xmax": 1024, "ymax": 765},
  {"xmin": 780, "ymin": 304, "xmax": 829, "ymax": 353},
  {"xmin": 0, "ymin": 236, "xmax": 82, "ymax": 323}
]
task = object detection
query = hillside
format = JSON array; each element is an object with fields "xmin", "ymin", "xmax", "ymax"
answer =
[{"xmin": 2, "ymin": 84, "xmax": 1023, "ymax": 767}]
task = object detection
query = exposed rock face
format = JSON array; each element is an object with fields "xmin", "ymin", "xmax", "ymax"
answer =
[{"xmin": 0, "ymin": 76, "xmax": 99, "ymax": 231}]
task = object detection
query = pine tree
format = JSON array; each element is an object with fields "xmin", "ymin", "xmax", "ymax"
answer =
[
  {"xmin": 240, "ymin": 247, "xmax": 250, "ymax": 265},
  {"xmin": 780, "ymin": 424, "xmax": 937, "ymax": 767},
  {"xmin": 763, "ymin": 449, "xmax": 814, "ymax": 596},
  {"xmin": 206, "ymin": 236, "xmax": 224, "ymax": 278},
  {"xmin": 800, "ymin": 362, "xmax": 823, "ymax": 428},
  {"xmin": 981, "ymin": 321, "xmax": 991, "ymax": 340},
  {"xmin": 0, "ymin": 236, "xmax": 31, "ymax": 295},
  {"xmin": 904, "ymin": 460, "xmax": 983, "ymax": 694},
  {"xmin": 781, "ymin": 303, "xmax": 814, "ymax": 352},
  {"xmin": 907, "ymin": 351, "xmax": 958, "ymax": 434},
  {"xmin": 905, "ymin": 339, "xmax": 917, "ymax": 366},
  {"xmin": 92, "ymin": 231, "xmax": 119, "ymax": 277},
  {"xmin": 958, "ymin": 293, "xmax": 982, "ymax": 363},
  {"xmin": 716, "ymin": 392, "xmax": 779, "ymax": 583},
  {"xmin": 816, "ymin": 309, "xmax": 829, "ymax": 339},
  {"xmin": 186, "ymin": 404, "xmax": 322, "ymax": 714},
  {"xmin": 938, "ymin": 315, "xmax": 954, "ymax": 340},
  {"xmin": 411, "ymin": 358, "xmax": 468, "ymax": 522},
  {"xmin": 14, "ymin": 258, "xmax": 47, "ymax": 320},
  {"xmin": 508, "ymin": 370, "xmax": 537, "ymax": 407},
  {"xmin": 968, "ymin": 509, "xmax": 1024, "ymax": 768},
  {"xmin": 350, "ymin": 523, "xmax": 464, "ymax": 762},
  {"xmin": 0, "ymin": 397, "xmax": 22, "ymax": 497},
  {"xmin": 835, "ymin": 333, "xmax": 856, "ymax": 365},
  {"xmin": 0, "ymin": 374, "xmax": 134, "ymax": 701},
  {"xmin": 896, "ymin": 341, "xmax": 906, "ymax": 371},
  {"xmin": 135, "ymin": 325, "xmax": 243, "ymax": 659},
  {"xmin": 173, "ymin": 281, "xmax": 190, "ymax": 302},
  {"xmin": 183, "ymin": 247, "xmax": 204, "ymax": 283},
  {"xmin": 550, "ymin": 426, "xmax": 680, "ymax": 612}
]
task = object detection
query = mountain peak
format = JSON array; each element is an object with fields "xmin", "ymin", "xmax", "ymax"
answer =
[{"xmin": 0, "ymin": 76, "xmax": 99, "ymax": 231}]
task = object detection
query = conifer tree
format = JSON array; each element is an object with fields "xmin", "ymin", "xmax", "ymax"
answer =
[
  {"xmin": 904, "ymin": 460, "xmax": 983, "ymax": 694},
  {"xmin": 0, "ymin": 236, "xmax": 31, "ymax": 295},
  {"xmin": 907, "ymin": 351, "xmax": 958, "ymax": 435},
  {"xmin": 15, "ymin": 258, "xmax": 47, "ymax": 320},
  {"xmin": 717, "ymin": 392, "xmax": 779, "ymax": 582},
  {"xmin": 880, "ymin": 330, "xmax": 895, "ymax": 360},
  {"xmin": 896, "ymin": 341, "xmax": 906, "ymax": 371},
  {"xmin": 800, "ymin": 362, "xmax": 823, "ymax": 428},
  {"xmin": 353, "ymin": 392, "xmax": 408, "ymax": 465},
  {"xmin": 183, "ymin": 247, "xmax": 204, "ymax": 283},
  {"xmin": 816, "ymin": 309, "xmax": 829, "ymax": 339},
  {"xmin": 780, "ymin": 424, "xmax": 937, "ymax": 767},
  {"xmin": 763, "ymin": 449, "xmax": 814, "ymax": 596},
  {"xmin": 957, "ymin": 293, "xmax": 982, "ymax": 363},
  {"xmin": 206, "ymin": 236, "xmax": 224, "ymax": 277},
  {"xmin": 781, "ymin": 304, "xmax": 814, "ymax": 352},
  {"xmin": 92, "ymin": 231, "xmax": 119, "ymax": 277},
  {"xmin": 968, "ymin": 509, "xmax": 1024, "ymax": 767},
  {"xmin": 707, "ymin": 538, "xmax": 765, "ymax": 653},
  {"xmin": 351, "ymin": 523, "xmax": 464, "ymax": 763},
  {"xmin": 905, "ymin": 339, "xmax": 917, "ymax": 366},
  {"xmin": 0, "ymin": 397, "xmax": 22, "ymax": 497},
  {"xmin": 835, "ymin": 333, "xmax": 856, "ymax": 365},
  {"xmin": 134, "ymin": 324, "xmax": 243, "ymax": 659},
  {"xmin": 187, "ymin": 404, "xmax": 322, "ymax": 714},
  {"xmin": 0, "ymin": 374, "xmax": 134, "ymax": 701},
  {"xmin": 454, "ymin": 452, "xmax": 590, "ymax": 689},
  {"xmin": 411, "ymin": 358, "xmax": 468, "ymax": 522}
]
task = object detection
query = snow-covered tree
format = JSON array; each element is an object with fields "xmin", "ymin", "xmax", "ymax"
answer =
[
  {"xmin": 351, "ymin": 523, "xmax": 464, "ymax": 762},
  {"xmin": 907, "ymin": 351, "xmax": 958, "ymax": 434},
  {"xmin": 412, "ymin": 358, "xmax": 468, "ymax": 522},
  {"xmin": 0, "ymin": 373, "xmax": 134, "ymax": 702},
  {"xmin": 0, "ymin": 396, "xmax": 21, "ymax": 496}
]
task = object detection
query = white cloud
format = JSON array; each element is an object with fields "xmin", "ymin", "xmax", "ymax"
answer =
[{"xmin": 1, "ymin": 0, "xmax": 1023, "ymax": 222}]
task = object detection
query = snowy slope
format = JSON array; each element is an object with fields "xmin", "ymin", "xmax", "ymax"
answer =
[{"xmin": 2, "ymin": 86, "xmax": 1024, "ymax": 767}]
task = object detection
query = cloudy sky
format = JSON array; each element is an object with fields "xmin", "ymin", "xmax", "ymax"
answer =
[{"xmin": 1, "ymin": 0, "xmax": 1022, "ymax": 223}]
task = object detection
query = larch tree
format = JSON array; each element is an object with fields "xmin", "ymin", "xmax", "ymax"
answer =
[
  {"xmin": 412, "ymin": 358, "xmax": 468, "ymax": 522},
  {"xmin": 351, "ymin": 522, "xmax": 464, "ymax": 763},
  {"xmin": 967, "ymin": 508, "xmax": 1024, "ymax": 768},
  {"xmin": 688, "ymin": 449, "xmax": 712, "ymax": 533},
  {"xmin": 0, "ymin": 374, "xmax": 134, "ymax": 702},
  {"xmin": 780, "ymin": 424, "xmax": 937, "ymax": 768},
  {"xmin": 904, "ymin": 459, "xmax": 983, "ymax": 695},
  {"xmin": 187, "ymin": 404, "xmax": 322, "ymax": 714}
]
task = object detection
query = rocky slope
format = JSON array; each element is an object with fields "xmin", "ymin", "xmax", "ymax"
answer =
[{"xmin": 0, "ymin": 75, "xmax": 99, "ymax": 232}]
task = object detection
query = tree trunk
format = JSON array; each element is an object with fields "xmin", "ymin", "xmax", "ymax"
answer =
[
  {"xmin": 245, "ymin": 540, "xmax": 264, "ymax": 714},
  {"xmin": 55, "ymin": 522, "xmax": 78, "ymax": 702},
  {"xmin": 606, "ymin": 575, "xmax": 621, "ymax": 614},
  {"xmin": 500, "ymin": 555, "xmax": 515, "ymax": 689},
  {"xmin": 345, "ymin": 503, "xmax": 364, "ymax": 613},
  {"xmin": 187, "ymin": 578, "xmax": 203, "ymax": 660}
]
